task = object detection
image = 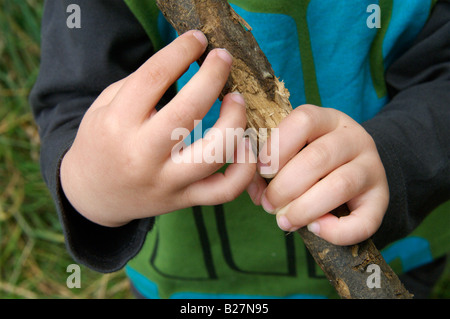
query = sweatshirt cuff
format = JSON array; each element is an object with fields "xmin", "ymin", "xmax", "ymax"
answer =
[{"xmin": 43, "ymin": 131, "xmax": 154, "ymax": 273}]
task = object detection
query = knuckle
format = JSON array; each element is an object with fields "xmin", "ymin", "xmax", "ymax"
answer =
[
  {"xmin": 287, "ymin": 208, "xmax": 308, "ymax": 229},
  {"xmin": 222, "ymin": 184, "xmax": 241, "ymax": 202},
  {"xmin": 303, "ymin": 142, "xmax": 331, "ymax": 170},
  {"xmin": 144, "ymin": 61, "xmax": 170, "ymax": 88},
  {"xmin": 182, "ymin": 186, "xmax": 196, "ymax": 207},
  {"xmin": 265, "ymin": 184, "xmax": 285, "ymax": 209},
  {"xmin": 292, "ymin": 105, "xmax": 317, "ymax": 130},
  {"xmin": 168, "ymin": 102, "xmax": 196, "ymax": 126},
  {"xmin": 102, "ymin": 81, "xmax": 120, "ymax": 97},
  {"xmin": 177, "ymin": 33, "xmax": 202, "ymax": 58},
  {"xmin": 332, "ymin": 171, "xmax": 360, "ymax": 199},
  {"xmin": 120, "ymin": 147, "xmax": 146, "ymax": 182},
  {"xmin": 358, "ymin": 130, "xmax": 375, "ymax": 150},
  {"xmin": 98, "ymin": 111, "xmax": 121, "ymax": 138},
  {"xmin": 181, "ymin": 41, "xmax": 198, "ymax": 62},
  {"xmin": 204, "ymin": 55, "xmax": 230, "ymax": 83},
  {"xmin": 172, "ymin": 43, "xmax": 192, "ymax": 65},
  {"xmin": 211, "ymin": 65, "xmax": 228, "ymax": 83}
]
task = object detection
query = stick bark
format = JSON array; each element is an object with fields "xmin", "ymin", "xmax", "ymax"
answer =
[{"xmin": 156, "ymin": 0, "xmax": 412, "ymax": 299}]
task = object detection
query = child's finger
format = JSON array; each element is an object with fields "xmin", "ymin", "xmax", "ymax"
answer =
[
  {"xmin": 258, "ymin": 104, "xmax": 339, "ymax": 178},
  {"xmin": 92, "ymin": 78, "xmax": 128, "ymax": 108},
  {"xmin": 246, "ymin": 172, "xmax": 267, "ymax": 205},
  {"xmin": 167, "ymin": 92, "xmax": 248, "ymax": 183},
  {"xmin": 182, "ymin": 139, "xmax": 256, "ymax": 206},
  {"xmin": 274, "ymin": 158, "xmax": 373, "ymax": 233},
  {"xmin": 111, "ymin": 30, "xmax": 208, "ymax": 124},
  {"xmin": 262, "ymin": 124, "xmax": 363, "ymax": 212},
  {"xmin": 306, "ymin": 188, "xmax": 387, "ymax": 245},
  {"xmin": 147, "ymin": 48, "xmax": 233, "ymax": 157}
]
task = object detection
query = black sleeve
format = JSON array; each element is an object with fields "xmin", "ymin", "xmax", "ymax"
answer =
[
  {"xmin": 363, "ymin": 0, "xmax": 450, "ymax": 249},
  {"xmin": 29, "ymin": 0, "xmax": 158, "ymax": 273}
]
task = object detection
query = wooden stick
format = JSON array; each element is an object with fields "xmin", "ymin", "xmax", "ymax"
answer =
[{"xmin": 156, "ymin": 0, "xmax": 412, "ymax": 299}]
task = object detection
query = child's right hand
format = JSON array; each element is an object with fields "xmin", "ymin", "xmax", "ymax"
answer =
[{"xmin": 60, "ymin": 31, "xmax": 256, "ymax": 227}]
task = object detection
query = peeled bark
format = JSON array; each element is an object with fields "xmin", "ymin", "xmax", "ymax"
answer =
[{"xmin": 156, "ymin": 0, "xmax": 413, "ymax": 299}]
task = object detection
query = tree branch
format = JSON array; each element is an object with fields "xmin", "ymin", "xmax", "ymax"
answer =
[{"xmin": 156, "ymin": 0, "xmax": 412, "ymax": 299}]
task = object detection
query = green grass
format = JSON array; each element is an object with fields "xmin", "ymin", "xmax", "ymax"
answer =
[
  {"xmin": 0, "ymin": 0, "xmax": 448, "ymax": 299},
  {"xmin": 0, "ymin": 0, "xmax": 132, "ymax": 299}
]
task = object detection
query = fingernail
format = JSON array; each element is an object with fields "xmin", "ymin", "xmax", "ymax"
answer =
[
  {"xmin": 261, "ymin": 192, "xmax": 275, "ymax": 214},
  {"xmin": 230, "ymin": 92, "xmax": 246, "ymax": 106},
  {"xmin": 259, "ymin": 170, "xmax": 276, "ymax": 180},
  {"xmin": 216, "ymin": 48, "xmax": 233, "ymax": 65},
  {"xmin": 193, "ymin": 30, "xmax": 208, "ymax": 47},
  {"xmin": 277, "ymin": 214, "xmax": 293, "ymax": 232},
  {"xmin": 307, "ymin": 222, "xmax": 320, "ymax": 236},
  {"xmin": 258, "ymin": 161, "xmax": 277, "ymax": 179}
]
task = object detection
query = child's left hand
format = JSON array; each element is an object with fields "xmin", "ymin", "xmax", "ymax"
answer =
[{"xmin": 246, "ymin": 104, "xmax": 389, "ymax": 246}]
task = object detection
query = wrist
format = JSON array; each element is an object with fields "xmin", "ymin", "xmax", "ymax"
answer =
[{"xmin": 60, "ymin": 150, "xmax": 130, "ymax": 228}]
